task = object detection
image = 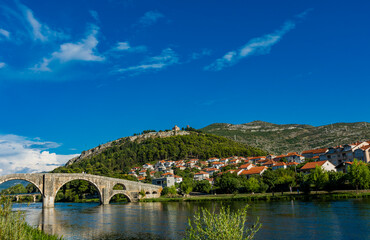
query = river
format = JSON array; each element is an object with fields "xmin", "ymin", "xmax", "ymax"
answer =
[{"xmin": 13, "ymin": 199, "xmax": 370, "ymax": 240}]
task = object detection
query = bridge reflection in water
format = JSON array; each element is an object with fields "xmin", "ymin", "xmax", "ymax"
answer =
[{"xmin": 28, "ymin": 202, "xmax": 188, "ymax": 240}]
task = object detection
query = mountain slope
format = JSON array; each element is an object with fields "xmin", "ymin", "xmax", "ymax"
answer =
[
  {"xmin": 53, "ymin": 131, "xmax": 267, "ymax": 176},
  {"xmin": 201, "ymin": 121, "xmax": 370, "ymax": 154}
]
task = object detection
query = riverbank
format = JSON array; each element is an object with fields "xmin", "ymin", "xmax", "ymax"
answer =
[
  {"xmin": 143, "ymin": 190, "xmax": 370, "ymax": 203},
  {"xmin": 0, "ymin": 197, "xmax": 63, "ymax": 240}
]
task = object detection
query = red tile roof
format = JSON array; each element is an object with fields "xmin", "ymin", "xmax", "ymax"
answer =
[
  {"xmin": 301, "ymin": 148, "xmax": 328, "ymax": 155},
  {"xmin": 239, "ymin": 166, "xmax": 267, "ymax": 175},
  {"xmin": 239, "ymin": 163, "xmax": 254, "ymax": 169},
  {"xmin": 300, "ymin": 161, "xmax": 328, "ymax": 170}
]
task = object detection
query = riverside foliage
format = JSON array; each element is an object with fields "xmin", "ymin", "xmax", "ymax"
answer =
[
  {"xmin": 183, "ymin": 205, "xmax": 260, "ymax": 240},
  {"xmin": 0, "ymin": 196, "xmax": 62, "ymax": 240}
]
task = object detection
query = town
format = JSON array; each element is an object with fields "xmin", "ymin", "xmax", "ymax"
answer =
[{"xmin": 127, "ymin": 140, "xmax": 370, "ymax": 188}]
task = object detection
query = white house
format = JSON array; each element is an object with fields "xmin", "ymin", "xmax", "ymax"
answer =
[{"xmin": 194, "ymin": 171, "xmax": 210, "ymax": 181}]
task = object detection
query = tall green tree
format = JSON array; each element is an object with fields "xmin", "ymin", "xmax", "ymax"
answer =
[
  {"xmin": 309, "ymin": 166, "xmax": 329, "ymax": 194},
  {"xmin": 348, "ymin": 160, "xmax": 370, "ymax": 193}
]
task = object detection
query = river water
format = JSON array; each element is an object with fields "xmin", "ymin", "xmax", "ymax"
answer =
[{"xmin": 13, "ymin": 199, "xmax": 370, "ymax": 240}]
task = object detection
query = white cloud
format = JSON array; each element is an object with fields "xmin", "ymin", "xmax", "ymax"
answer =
[
  {"xmin": 32, "ymin": 25, "xmax": 104, "ymax": 71},
  {"xmin": 0, "ymin": 134, "xmax": 79, "ymax": 175},
  {"xmin": 89, "ymin": 10, "xmax": 99, "ymax": 22},
  {"xmin": 19, "ymin": 3, "xmax": 67, "ymax": 42},
  {"xmin": 138, "ymin": 10, "xmax": 164, "ymax": 27},
  {"xmin": 0, "ymin": 28, "xmax": 10, "ymax": 39},
  {"xmin": 113, "ymin": 41, "xmax": 147, "ymax": 52},
  {"xmin": 0, "ymin": 62, "xmax": 6, "ymax": 69},
  {"xmin": 116, "ymin": 48, "xmax": 178, "ymax": 74},
  {"xmin": 205, "ymin": 20, "xmax": 296, "ymax": 71}
]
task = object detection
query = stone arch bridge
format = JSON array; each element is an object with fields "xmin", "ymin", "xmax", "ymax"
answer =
[{"xmin": 0, "ymin": 173, "xmax": 162, "ymax": 208}]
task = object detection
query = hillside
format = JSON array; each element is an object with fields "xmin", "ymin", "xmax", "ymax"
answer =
[
  {"xmin": 53, "ymin": 130, "xmax": 267, "ymax": 176},
  {"xmin": 201, "ymin": 121, "xmax": 370, "ymax": 154}
]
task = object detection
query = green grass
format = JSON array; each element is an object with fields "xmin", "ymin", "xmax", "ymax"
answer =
[
  {"xmin": 0, "ymin": 196, "xmax": 63, "ymax": 240},
  {"xmin": 143, "ymin": 190, "xmax": 370, "ymax": 203}
]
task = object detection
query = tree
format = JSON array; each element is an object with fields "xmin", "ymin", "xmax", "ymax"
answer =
[
  {"xmin": 262, "ymin": 170, "xmax": 277, "ymax": 196},
  {"xmin": 180, "ymin": 179, "xmax": 195, "ymax": 196},
  {"xmin": 183, "ymin": 205, "xmax": 261, "ymax": 240},
  {"xmin": 348, "ymin": 160, "xmax": 370, "ymax": 193},
  {"xmin": 194, "ymin": 180, "xmax": 212, "ymax": 193},
  {"xmin": 244, "ymin": 177, "xmax": 260, "ymax": 193},
  {"xmin": 309, "ymin": 166, "xmax": 329, "ymax": 194},
  {"xmin": 215, "ymin": 173, "xmax": 241, "ymax": 194},
  {"xmin": 325, "ymin": 171, "xmax": 346, "ymax": 192}
]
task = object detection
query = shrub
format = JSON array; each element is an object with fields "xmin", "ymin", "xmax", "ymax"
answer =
[{"xmin": 183, "ymin": 205, "xmax": 261, "ymax": 240}]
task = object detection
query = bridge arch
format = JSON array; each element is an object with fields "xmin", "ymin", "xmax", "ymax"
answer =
[
  {"xmin": 109, "ymin": 192, "xmax": 132, "ymax": 203},
  {"xmin": 53, "ymin": 178, "xmax": 103, "ymax": 204},
  {"xmin": 0, "ymin": 177, "xmax": 43, "ymax": 195}
]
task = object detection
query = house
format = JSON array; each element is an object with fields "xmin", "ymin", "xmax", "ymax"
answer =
[
  {"xmin": 172, "ymin": 125, "xmax": 180, "ymax": 131},
  {"xmin": 321, "ymin": 142, "xmax": 369, "ymax": 166},
  {"xmin": 194, "ymin": 171, "xmax": 210, "ymax": 181},
  {"xmin": 176, "ymin": 165, "xmax": 187, "ymax": 170},
  {"xmin": 271, "ymin": 162, "xmax": 287, "ymax": 170},
  {"xmin": 186, "ymin": 159, "xmax": 198, "ymax": 168},
  {"xmin": 300, "ymin": 160, "xmax": 336, "ymax": 173},
  {"xmin": 287, "ymin": 162, "xmax": 299, "ymax": 167},
  {"xmin": 220, "ymin": 158, "xmax": 229, "ymax": 164},
  {"xmin": 249, "ymin": 156, "xmax": 266, "ymax": 164},
  {"xmin": 137, "ymin": 176, "xmax": 145, "ymax": 182},
  {"xmin": 238, "ymin": 163, "xmax": 254, "ymax": 171},
  {"xmin": 192, "ymin": 165, "xmax": 202, "ymax": 170},
  {"xmin": 229, "ymin": 159, "xmax": 241, "ymax": 165},
  {"xmin": 143, "ymin": 163, "xmax": 154, "ymax": 170},
  {"xmin": 164, "ymin": 161, "xmax": 175, "ymax": 168},
  {"xmin": 149, "ymin": 171, "xmax": 157, "ymax": 177},
  {"xmin": 273, "ymin": 155, "xmax": 287, "ymax": 162},
  {"xmin": 204, "ymin": 168, "xmax": 220, "ymax": 175},
  {"xmin": 354, "ymin": 145, "xmax": 370, "ymax": 163},
  {"xmin": 174, "ymin": 175, "xmax": 183, "ymax": 184},
  {"xmin": 335, "ymin": 162, "xmax": 353, "ymax": 173},
  {"xmin": 223, "ymin": 169, "xmax": 238, "ymax": 175},
  {"xmin": 238, "ymin": 166, "xmax": 267, "ymax": 178},
  {"xmin": 262, "ymin": 160, "xmax": 276, "ymax": 168},
  {"xmin": 301, "ymin": 148, "xmax": 328, "ymax": 159},
  {"xmin": 205, "ymin": 178, "xmax": 214, "ymax": 185},
  {"xmin": 211, "ymin": 162, "xmax": 224, "ymax": 169},
  {"xmin": 207, "ymin": 157, "xmax": 220, "ymax": 163},
  {"xmin": 152, "ymin": 176, "xmax": 175, "ymax": 187},
  {"xmin": 138, "ymin": 170, "xmax": 147, "ymax": 177},
  {"xmin": 286, "ymin": 152, "xmax": 305, "ymax": 163},
  {"xmin": 155, "ymin": 160, "xmax": 167, "ymax": 171}
]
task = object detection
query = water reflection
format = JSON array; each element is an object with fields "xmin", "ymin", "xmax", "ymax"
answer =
[{"xmin": 12, "ymin": 199, "xmax": 370, "ymax": 240}]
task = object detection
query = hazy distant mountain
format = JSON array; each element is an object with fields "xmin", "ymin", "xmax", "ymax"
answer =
[{"xmin": 201, "ymin": 121, "xmax": 370, "ymax": 154}]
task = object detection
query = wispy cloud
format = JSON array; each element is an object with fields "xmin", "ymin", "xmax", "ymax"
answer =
[
  {"xmin": 32, "ymin": 25, "xmax": 104, "ymax": 71},
  {"xmin": 115, "ymin": 48, "xmax": 178, "ymax": 74},
  {"xmin": 89, "ymin": 10, "xmax": 99, "ymax": 22},
  {"xmin": 0, "ymin": 28, "xmax": 10, "ymax": 39},
  {"xmin": 0, "ymin": 134, "xmax": 79, "ymax": 175},
  {"xmin": 0, "ymin": 62, "xmax": 6, "ymax": 68},
  {"xmin": 205, "ymin": 20, "xmax": 296, "ymax": 71},
  {"xmin": 18, "ymin": 2, "xmax": 67, "ymax": 42},
  {"xmin": 112, "ymin": 41, "xmax": 147, "ymax": 53},
  {"xmin": 137, "ymin": 10, "xmax": 164, "ymax": 27}
]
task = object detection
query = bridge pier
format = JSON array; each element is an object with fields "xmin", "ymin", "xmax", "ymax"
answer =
[{"xmin": 43, "ymin": 195, "xmax": 55, "ymax": 208}]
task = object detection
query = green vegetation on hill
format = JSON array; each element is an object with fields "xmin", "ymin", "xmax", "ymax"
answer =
[
  {"xmin": 201, "ymin": 121, "xmax": 370, "ymax": 154},
  {"xmin": 53, "ymin": 133, "xmax": 267, "ymax": 176}
]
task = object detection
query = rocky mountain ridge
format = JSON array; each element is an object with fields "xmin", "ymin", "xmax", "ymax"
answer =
[{"xmin": 201, "ymin": 121, "xmax": 370, "ymax": 154}]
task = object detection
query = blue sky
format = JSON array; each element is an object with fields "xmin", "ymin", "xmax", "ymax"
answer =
[{"xmin": 0, "ymin": 0, "xmax": 370, "ymax": 174}]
